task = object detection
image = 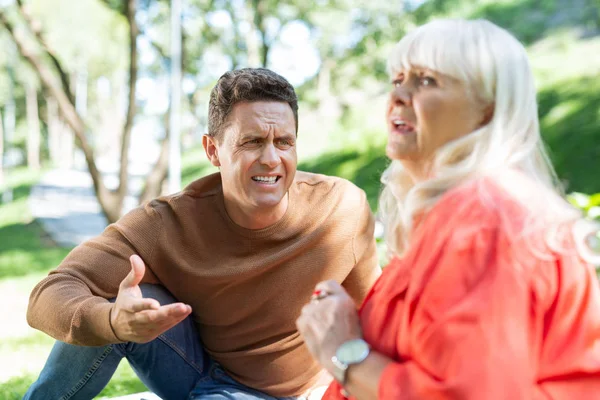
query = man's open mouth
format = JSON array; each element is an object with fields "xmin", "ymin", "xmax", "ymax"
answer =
[{"xmin": 251, "ymin": 175, "xmax": 281, "ymax": 184}]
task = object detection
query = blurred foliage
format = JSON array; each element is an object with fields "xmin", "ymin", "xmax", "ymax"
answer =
[
  {"xmin": 299, "ymin": 145, "xmax": 388, "ymax": 209},
  {"xmin": 568, "ymin": 192, "xmax": 600, "ymax": 221},
  {"xmin": 539, "ymin": 77, "xmax": 600, "ymax": 194}
]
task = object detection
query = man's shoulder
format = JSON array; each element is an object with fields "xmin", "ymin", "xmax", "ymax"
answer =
[
  {"xmin": 181, "ymin": 172, "xmax": 222, "ymax": 198},
  {"xmin": 293, "ymin": 171, "xmax": 367, "ymax": 208},
  {"xmin": 294, "ymin": 171, "xmax": 361, "ymax": 193},
  {"xmin": 140, "ymin": 172, "xmax": 222, "ymax": 218}
]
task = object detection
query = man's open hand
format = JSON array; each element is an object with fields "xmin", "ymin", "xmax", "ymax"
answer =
[{"xmin": 110, "ymin": 255, "xmax": 192, "ymax": 343}]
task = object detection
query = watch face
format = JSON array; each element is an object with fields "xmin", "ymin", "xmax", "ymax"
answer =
[{"xmin": 337, "ymin": 339, "xmax": 370, "ymax": 364}]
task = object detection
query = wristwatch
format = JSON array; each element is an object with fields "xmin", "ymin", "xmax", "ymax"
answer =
[{"xmin": 331, "ymin": 338, "xmax": 370, "ymax": 385}]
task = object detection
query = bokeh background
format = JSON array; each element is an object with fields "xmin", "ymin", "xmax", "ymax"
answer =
[{"xmin": 0, "ymin": 0, "xmax": 599, "ymax": 398}]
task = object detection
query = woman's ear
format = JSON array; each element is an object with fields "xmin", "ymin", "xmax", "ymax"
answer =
[
  {"xmin": 202, "ymin": 134, "xmax": 221, "ymax": 167},
  {"xmin": 480, "ymin": 103, "xmax": 495, "ymax": 127}
]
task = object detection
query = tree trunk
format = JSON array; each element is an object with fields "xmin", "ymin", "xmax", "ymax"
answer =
[
  {"xmin": 26, "ymin": 84, "xmax": 41, "ymax": 171},
  {"xmin": 0, "ymin": 4, "xmax": 145, "ymax": 224},
  {"xmin": 0, "ymin": 9, "xmax": 121, "ymax": 222},
  {"xmin": 47, "ymin": 96, "xmax": 60, "ymax": 166},
  {"xmin": 0, "ymin": 108, "xmax": 4, "ymax": 187},
  {"xmin": 139, "ymin": 133, "xmax": 169, "ymax": 204},
  {"xmin": 245, "ymin": 1, "xmax": 261, "ymax": 67},
  {"xmin": 251, "ymin": 0, "xmax": 270, "ymax": 68},
  {"xmin": 116, "ymin": 0, "xmax": 140, "ymax": 206},
  {"xmin": 59, "ymin": 118, "xmax": 74, "ymax": 169}
]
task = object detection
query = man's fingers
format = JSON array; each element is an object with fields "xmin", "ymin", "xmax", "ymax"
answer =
[
  {"xmin": 129, "ymin": 298, "xmax": 160, "ymax": 313},
  {"xmin": 121, "ymin": 255, "xmax": 146, "ymax": 289},
  {"xmin": 135, "ymin": 303, "xmax": 191, "ymax": 325}
]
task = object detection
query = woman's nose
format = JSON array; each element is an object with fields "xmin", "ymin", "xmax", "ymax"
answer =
[{"xmin": 391, "ymin": 84, "xmax": 412, "ymax": 107}]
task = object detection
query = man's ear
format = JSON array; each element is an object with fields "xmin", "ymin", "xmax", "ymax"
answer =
[{"xmin": 202, "ymin": 134, "xmax": 221, "ymax": 167}]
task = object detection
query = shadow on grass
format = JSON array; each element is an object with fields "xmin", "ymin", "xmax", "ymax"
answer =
[
  {"xmin": 0, "ymin": 220, "xmax": 72, "ymax": 279},
  {"xmin": 1, "ymin": 183, "xmax": 35, "ymax": 204},
  {"xmin": 299, "ymin": 145, "xmax": 389, "ymax": 209},
  {"xmin": 538, "ymin": 76, "xmax": 600, "ymax": 194}
]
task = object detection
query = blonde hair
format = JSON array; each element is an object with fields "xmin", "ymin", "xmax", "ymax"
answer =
[{"xmin": 379, "ymin": 19, "xmax": 587, "ymax": 259}]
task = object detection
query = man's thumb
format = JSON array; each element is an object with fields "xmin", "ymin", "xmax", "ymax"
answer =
[{"xmin": 123, "ymin": 254, "xmax": 146, "ymax": 288}]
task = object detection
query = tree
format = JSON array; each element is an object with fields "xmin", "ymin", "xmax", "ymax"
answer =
[
  {"xmin": 25, "ymin": 81, "xmax": 40, "ymax": 170},
  {"xmin": 0, "ymin": 0, "xmax": 158, "ymax": 223},
  {"xmin": 0, "ymin": 108, "xmax": 3, "ymax": 187}
]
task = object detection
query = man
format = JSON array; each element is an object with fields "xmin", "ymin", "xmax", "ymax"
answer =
[{"xmin": 25, "ymin": 68, "xmax": 380, "ymax": 400}]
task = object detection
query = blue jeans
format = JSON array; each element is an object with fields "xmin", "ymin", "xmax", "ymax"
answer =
[{"xmin": 24, "ymin": 284, "xmax": 295, "ymax": 400}]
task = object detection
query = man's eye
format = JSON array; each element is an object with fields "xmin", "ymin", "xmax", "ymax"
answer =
[
  {"xmin": 392, "ymin": 79, "xmax": 403, "ymax": 88},
  {"xmin": 246, "ymin": 139, "xmax": 260, "ymax": 145}
]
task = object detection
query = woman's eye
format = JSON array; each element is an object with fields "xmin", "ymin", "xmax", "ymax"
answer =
[
  {"xmin": 419, "ymin": 77, "xmax": 436, "ymax": 87},
  {"xmin": 392, "ymin": 79, "xmax": 402, "ymax": 88}
]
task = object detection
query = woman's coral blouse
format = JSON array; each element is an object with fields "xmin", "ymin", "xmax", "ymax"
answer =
[{"xmin": 324, "ymin": 178, "xmax": 600, "ymax": 399}]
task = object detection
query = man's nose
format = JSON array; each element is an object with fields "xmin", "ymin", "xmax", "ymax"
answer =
[{"xmin": 259, "ymin": 144, "xmax": 281, "ymax": 168}]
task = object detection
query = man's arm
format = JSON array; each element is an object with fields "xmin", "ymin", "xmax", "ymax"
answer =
[
  {"xmin": 27, "ymin": 204, "xmax": 164, "ymax": 345},
  {"xmin": 342, "ymin": 190, "xmax": 381, "ymax": 306}
]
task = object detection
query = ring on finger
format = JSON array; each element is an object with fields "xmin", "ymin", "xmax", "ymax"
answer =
[{"xmin": 310, "ymin": 289, "xmax": 330, "ymax": 302}]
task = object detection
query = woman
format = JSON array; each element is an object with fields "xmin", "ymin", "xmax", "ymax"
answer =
[{"xmin": 296, "ymin": 19, "xmax": 600, "ymax": 399}]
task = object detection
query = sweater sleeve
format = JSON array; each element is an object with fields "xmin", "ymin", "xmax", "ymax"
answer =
[
  {"xmin": 378, "ymin": 220, "xmax": 537, "ymax": 399},
  {"xmin": 342, "ymin": 190, "xmax": 380, "ymax": 306},
  {"xmin": 27, "ymin": 203, "xmax": 163, "ymax": 345}
]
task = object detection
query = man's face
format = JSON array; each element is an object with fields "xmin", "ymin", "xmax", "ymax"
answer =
[{"xmin": 203, "ymin": 101, "xmax": 298, "ymax": 227}]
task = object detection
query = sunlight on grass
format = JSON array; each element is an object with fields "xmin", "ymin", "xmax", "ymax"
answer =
[
  {"xmin": 0, "ymin": 360, "xmax": 149, "ymax": 399},
  {"xmin": 97, "ymin": 362, "xmax": 150, "ymax": 399}
]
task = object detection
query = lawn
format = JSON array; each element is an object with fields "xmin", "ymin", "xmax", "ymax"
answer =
[{"xmin": 0, "ymin": 168, "xmax": 149, "ymax": 399}]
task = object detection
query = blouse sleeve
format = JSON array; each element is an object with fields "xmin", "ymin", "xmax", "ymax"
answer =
[{"xmin": 378, "ymin": 219, "xmax": 539, "ymax": 399}]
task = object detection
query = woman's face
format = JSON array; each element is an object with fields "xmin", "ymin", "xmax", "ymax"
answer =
[{"xmin": 386, "ymin": 66, "xmax": 487, "ymax": 170}]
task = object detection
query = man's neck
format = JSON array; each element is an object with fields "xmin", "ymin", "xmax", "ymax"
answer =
[{"xmin": 224, "ymin": 194, "xmax": 289, "ymax": 230}]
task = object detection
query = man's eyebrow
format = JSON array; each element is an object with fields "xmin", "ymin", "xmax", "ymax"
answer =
[
  {"xmin": 238, "ymin": 133, "xmax": 264, "ymax": 141},
  {"xmin": 277, "ymin": 133, "xmax": 296, "ymax": 140}
]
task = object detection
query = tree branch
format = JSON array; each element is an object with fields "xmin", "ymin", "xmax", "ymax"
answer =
[
  {"xmin": 139, "ymin": 113, "xmax": 170, "ymax": 204},
  {"xmin": 15, "ymin": 0, "xmax": 73, "ymax": 103},
  {"xmin": 116, "ymin": 0, "xmax": 140, "ymax": 200},
  {"xmin": 0, "ymin": 8, "xmax": 121, "ymax": 223}
]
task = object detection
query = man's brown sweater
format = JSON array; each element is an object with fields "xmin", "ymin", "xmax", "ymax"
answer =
[{"xmin": 27, "ymin": 171, "xmax": 380, "ymax": 397}]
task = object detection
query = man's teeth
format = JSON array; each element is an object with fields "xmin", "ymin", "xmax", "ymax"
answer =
[
  {"xmin": 253, "ymin": 176, "xmax": 278, "ymax": 183},
  {"xmin": 393, "ymin": 120, "xmax": 406, "ymax": 126}
]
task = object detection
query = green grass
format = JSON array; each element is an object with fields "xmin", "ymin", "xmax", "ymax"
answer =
[
  {"xmin": 0, "ymin": 167, "xmax": 149, "ymax": 398},
  {"xmin": 0, "ymin": 168, "xmax": 72, "ymax": 279},
  {"xmin": 0, "ymin": 363, "xmax": 149, "ymax": 400}
]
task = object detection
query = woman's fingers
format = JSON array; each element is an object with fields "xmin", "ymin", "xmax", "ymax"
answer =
[{"xmin": 314, "ymin": 280, "xmax": 344, "ymax": 295}]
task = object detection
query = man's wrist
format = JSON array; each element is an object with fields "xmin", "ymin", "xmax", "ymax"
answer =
[{"xmin": 108, "ymin": 306, "xmax": 125, "ymax": 342}]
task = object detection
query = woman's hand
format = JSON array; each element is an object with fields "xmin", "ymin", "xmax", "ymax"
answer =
[{"xmin": 296, "ymin": 280, "xmax": 363, "ymax": 373}]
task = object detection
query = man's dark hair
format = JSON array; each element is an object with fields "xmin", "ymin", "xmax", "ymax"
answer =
[{"xmin": 207, "ymin": 68, "xmax": 299, "ymax": 141}]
